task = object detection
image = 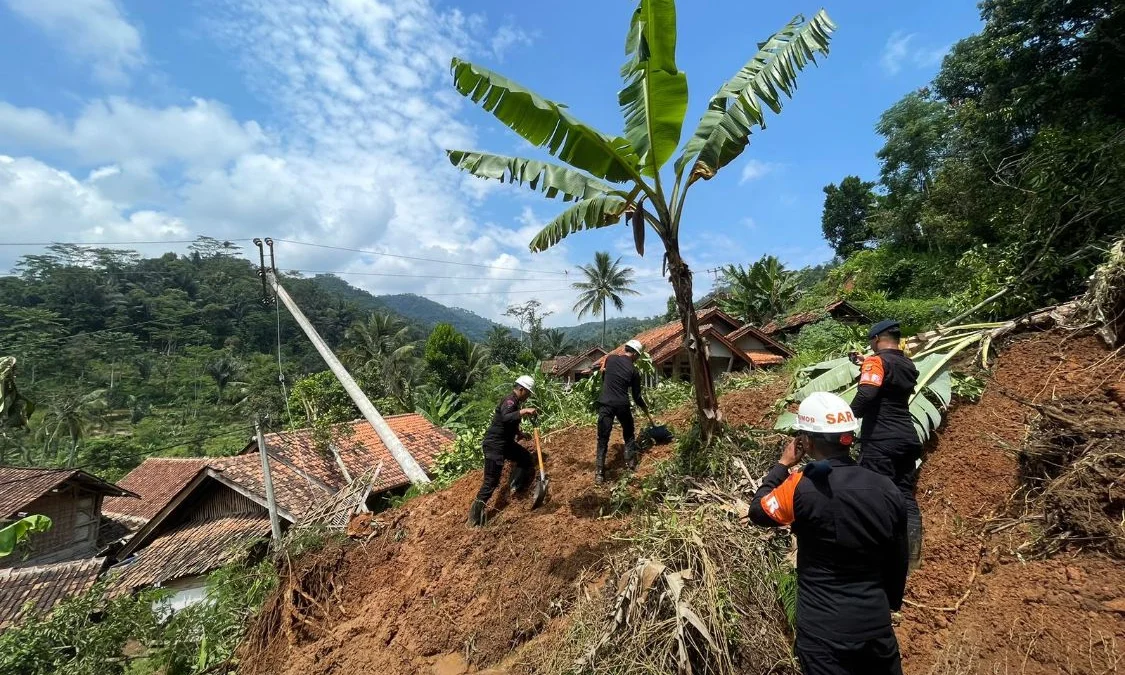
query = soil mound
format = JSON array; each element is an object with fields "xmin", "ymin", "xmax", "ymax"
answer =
[
  {"xmin": 240, "ymin": 384, "xmax": 784, "ymax": 675},
  {"xmin": 898, "ymin": 331, "xmax": 1125, "ymax": 675}
]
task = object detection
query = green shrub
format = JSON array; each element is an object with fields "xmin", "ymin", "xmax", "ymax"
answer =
[{"xmin": 850, "ymin": 294, "xmax": 953, "ymax": 335}]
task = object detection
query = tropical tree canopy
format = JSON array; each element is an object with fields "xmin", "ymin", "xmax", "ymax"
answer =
[{"xmin": 718, "ymin": 255, "xmax": 801, "ymax": 325}]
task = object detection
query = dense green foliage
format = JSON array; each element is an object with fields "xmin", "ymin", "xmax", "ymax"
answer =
[
  {"xmin": 810, "ymin": 0, "xmax": 1124, "ymax": 322},
  {"xmin": 716, "ymin": 255, "xmax": 801, "ymax": 325},
  {"xmin": 0, "ymin": 557, "xmax": 277, "ymax": 675}
]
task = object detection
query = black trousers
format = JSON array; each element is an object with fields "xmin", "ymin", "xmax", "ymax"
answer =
[
  {"xmin": 474, "ymin": 442, "xmax": 533, "ymax": 504},
  {"xmin": 795, "ymin": 631, "xmax": 903, "ymax": 675},
  {"xmin": 859, "ymin": 439, "xmax": 923, "ymax": 566},
  {"xmin": 596, "ymin": 403, "xmax": 636, "ymax": 454}
]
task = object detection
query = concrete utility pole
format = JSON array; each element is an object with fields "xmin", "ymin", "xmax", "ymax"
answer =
[
  {"xmin": 255, "ymin": 415, "xmax": 283, "ymax": 543},
  {"xmin": 257, "ymin": 246, "xmax": 429, "ymax": 484}
]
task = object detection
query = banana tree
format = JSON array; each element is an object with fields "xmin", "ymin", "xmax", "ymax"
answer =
[{"xmin": 446, "ymin": 3, "xmax": 836, "ymax": 444}]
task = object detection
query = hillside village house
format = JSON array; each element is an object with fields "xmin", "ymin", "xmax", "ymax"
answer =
[
  {"xmin": 600, "ymin": 307, "xmax": 793, "ymax": 382},
  {"xmin": 761, "ymin": 299, "xmax": 871, "ymax": 338},
  {"xmin": 0, "ymin": 467, "xmax": 136, "ymax": 628},
  {"xmin": 541, "ymin": 346, "xmax": 607, "ymax": 385},
  {"xmin": 104, "ymin": 413, "xmax": 452, "ymax": 609}
]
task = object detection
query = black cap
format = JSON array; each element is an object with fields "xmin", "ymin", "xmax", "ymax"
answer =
[{"xmin": 867, "ymin": 319, "xmax": 900, "ymax": 340}]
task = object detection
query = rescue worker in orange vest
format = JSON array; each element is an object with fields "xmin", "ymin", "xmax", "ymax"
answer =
[
  {"xmin": 750, "ymin": 392, "xmax": 908, "ymax": 675},
  {"xmin": 849, "ymin": 319, "xmax": 923, "ymax": 569}
]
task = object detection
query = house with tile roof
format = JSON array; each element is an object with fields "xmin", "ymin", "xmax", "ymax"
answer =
[
  {"xmin": 541, "ymin": 346, "xmax": 607, "ymax": 385},
  {"xmin": 106, "ymin": 413, "xmax": 453, "ymax": 608},
  {"xmin": 0, "ymin": 467, "xmax": 136, "ymax": 629},
  {"xmin": 600, "ymin": 307, "xmax": 794, "ymax": 381},
  {"xmin": 761, "ymin": 299, "xmax": 871, "ymax": 337}
]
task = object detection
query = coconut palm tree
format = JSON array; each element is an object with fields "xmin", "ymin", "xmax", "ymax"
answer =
[
  {"xmin": 572, "ymin": 252, "xmax": 640, "ymax": 346},
  {"xmin": 206, "ymin": 354, "xmax": 245, "ymax": 404},
  {"xmin": 543, "ymin": 329, "xmax": 576, "ymax": 358},
  {"xmin": 445, "ymin": 3, "xmax": 835, "ymax": 443},
  {"xmin": 37, "ymin": 388, "xmax": 108, "ymax": 467}
]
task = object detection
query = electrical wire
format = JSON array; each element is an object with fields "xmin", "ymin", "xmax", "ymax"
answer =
[{"xmin": 274, "ymin": 238, "xmax": 571, "ymax": 276}]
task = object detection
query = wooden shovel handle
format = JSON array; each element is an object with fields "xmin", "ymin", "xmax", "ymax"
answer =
[{"xmin": 533, "ymin": 429, "xmax": 546, "ymax": 478}]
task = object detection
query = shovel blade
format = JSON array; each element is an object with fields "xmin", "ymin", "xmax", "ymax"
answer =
[{"xmin": 531, "ymin": 477, "xmax": 550, "ymax": 509}]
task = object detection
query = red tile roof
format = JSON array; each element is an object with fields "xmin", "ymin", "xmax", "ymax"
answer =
[
  {"xmin": 746, "ymin": 350, "xmax": 787, "ymax": 366},
  {"xmin": 542, "ymin": 346, "xmax": 608, "ymax": 377},
  {"xmin": 246, "ymin": 414, "xmax": 454, "ymax": 500},
  {"xmin": 0, "ymin": 467, "xmax": 135, "ymax": 520},
  {"xmin": 726, "ymin": 324, "xmax": 795, "ymax": 358},
  {"xmin": 0, "ymin": 557, "xmax": 105, "ymax": 629},
  {"xmin": 109, "ymin": 515, "xmax": 270, "ymax": 593},
  {"xmin": 209, "ymin": 455, "xmax": 330, "ymax": 522},
  {"xmin": 599, "ymin": 307, "xmax": 790, "ymax": 369},
  {"xmin": 103, "ymin": 458, "xmax": 209, "ymax": 525}
]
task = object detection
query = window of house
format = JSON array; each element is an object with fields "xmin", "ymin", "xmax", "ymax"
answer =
[{"xmin": 73, "ymin": 496, "xmax": 97, "ymax": 544}]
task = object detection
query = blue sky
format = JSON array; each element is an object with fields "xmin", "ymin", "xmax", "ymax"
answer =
[{"xmin": 0, "ymin": 0, "xmax": 981, "ymax": 327}]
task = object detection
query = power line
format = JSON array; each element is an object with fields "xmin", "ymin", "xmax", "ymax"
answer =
[
  {"xmin": 291, "ymin": 269, "xmax": 566, "ymax": 282},
  {"xmin": 0, "ymin": 239, "xmax": 255, "ymax": 247},
  {"xmin": 275, "ymin": 238, "xmax": 572, "ymax": 277}
]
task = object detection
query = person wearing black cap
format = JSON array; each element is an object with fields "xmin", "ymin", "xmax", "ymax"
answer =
[{"xmin": 849, "ymin": 319, "xmax": 923, "ymax": 569}]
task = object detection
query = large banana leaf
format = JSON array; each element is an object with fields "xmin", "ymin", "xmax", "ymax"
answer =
[
  {"xmin": 775, "ymin": 352, "xmax": 956, "ymax": 444},
  {"xmin": 530, "ymin": 195, "xmax": 630, "ymax": 252},
  {"xmin": 451, "ymin": 59, "xmax": 641, "ymax": 183},
  {"xmin": 0, "ymin": 515, "xmax": 51, "ymax": 558},
  {"xmin": 619, "ymin": 0, "xmax": 688, "ymax": 177},
  {"xmin": 446, "ymin": 151, "xmax": 616, "ymax": 201},
  {"xmin": 674, "ymin": 10, "xmax": 835, "ymax": 182}
]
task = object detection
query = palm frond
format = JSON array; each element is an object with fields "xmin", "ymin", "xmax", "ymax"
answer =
[
  {"xmin": 446, "ymin": 150, "xmax": 616, "ymax": 201},
  {"xmin": 530, "ymin": 196, "xmax": 629, "ymax": 252}
]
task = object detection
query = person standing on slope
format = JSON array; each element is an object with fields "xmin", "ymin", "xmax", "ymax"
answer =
[
  {"xmin": 849, "ymin": 319, "xmax": 923, "ymax": 569},
  {"xmin": 595, "ymin": 339, "xmax": 649, "ymax": 484},
  {"xmin": 749, "ymin": 392, "xmax": 909, "ymax": 675},
  {"xmin": 467, "ymin": 375, "xmax": 537, "ymax": 527}
]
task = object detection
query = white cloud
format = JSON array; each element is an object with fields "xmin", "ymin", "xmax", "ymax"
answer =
[
  {"xmin": 2, "ymin": 0, "xmax": 144, "ymax": 85},
  {"xmin": 880, "ymin": 31, "xmax": 948, "ymax": 76},
  {"xmin": 739, "ymin": 159, "xmax": 778, "ymax": 185},
  {"xmin": 0, "ymin": 1, "xmax": 634, "ymax": 323},
  {"xmin": 490, "ymin": 23, "xmax": 532, "ymax": 61}
]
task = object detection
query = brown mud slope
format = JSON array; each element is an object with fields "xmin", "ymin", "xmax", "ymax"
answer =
[
  {"xmin": 899, "ymin": 332, "xmax": 1125, "ymax": 675},
  {"xmin": 662, "ymin": 374, "xmax": 787, "ymax": 432},
  {"xmin": 240, "ymin": 385, "xmax": 782, "ymax": 675}
]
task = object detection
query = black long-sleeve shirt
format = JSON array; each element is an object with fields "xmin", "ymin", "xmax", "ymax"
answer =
[
  {"xmin": 482, "ymin": 393, "xmax": 523, "ymax": 453},
  {"xmin": 598, "ymin": 354, "xmax": 647, "ymax": 411},
  {"xmin": 748, "ymin": 457, "xmax": 909, "ymax": 641},
  {"xmin": 851, "ymin": 348, "xmax": 919, "ymax": 446}
]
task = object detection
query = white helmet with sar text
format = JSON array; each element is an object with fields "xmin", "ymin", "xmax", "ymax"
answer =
[
  {"xmin": 625, "ymin": 339, "xmax": 643, "ymax": 353},
  {"xmin": 796, "ymin": 391, "xmax": 859, "ymax": 434},
  {"xmin": 515, "ymin": 375, "xmax": 535, "ymax": 394}
]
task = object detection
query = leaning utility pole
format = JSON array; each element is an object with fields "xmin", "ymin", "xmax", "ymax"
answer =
[
  {"xmin": 255, "ymin": 415, "xmax": 283, "ymax": 543},
  {"xmin": 254, "ymin": 238, "xmax": 430, "ymax": 485}
]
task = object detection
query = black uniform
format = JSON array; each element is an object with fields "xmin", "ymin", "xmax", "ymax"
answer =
[
  {"xmin": 850, "ymin": 349, "xmax": 923, "ymax": 565},
  {"xmin": 750, "ymin": 457, "xmax": 909, "ymax": 675},
  {"xmin": 596, "ymin": 354, "xmax": 648, "ymax": 471},
  {"xmin": 473, "ymin": 393, "xmax": 533, "ymax": 505}
]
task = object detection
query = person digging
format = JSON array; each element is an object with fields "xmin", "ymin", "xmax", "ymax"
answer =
[
  {"xmin": 467, "ymin": 375, "xmax": 537, "ymax": 527},
  {"xmin": 849, "ymin": 319, "xmax": 924, "ymax": 570},
  {"xmin": 594, "ymin": 339, "xmax": 649, "ymax": 485},
  {"xmin": 749, "ymin": 392, "xmax": 909, "ymax": 675}
]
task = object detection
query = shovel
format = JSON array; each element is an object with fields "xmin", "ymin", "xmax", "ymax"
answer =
[
  {"xmin": 531, "ymin": 428, "xmax": 549, "ymax": 509},
  {"xmin": 642, "ymin": 411, "xmax": 674, "ymax": 447}
]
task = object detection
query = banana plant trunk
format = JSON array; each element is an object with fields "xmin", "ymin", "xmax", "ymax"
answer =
[{"xmin": 664, "ymin": 242, "xmax": 720, "ymax": 443}]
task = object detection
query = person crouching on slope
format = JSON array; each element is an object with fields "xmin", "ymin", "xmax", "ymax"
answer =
[
  {"xmin": 595, "ymin": 339, "xmax": 649, "ymax": 484},
  {"xmin": 467, "ymin": 375, "xmax": 537, "ymax": 527},
  {"xmin": 749, "ymin": 392, "xmax": 909, "ymax": 675}
]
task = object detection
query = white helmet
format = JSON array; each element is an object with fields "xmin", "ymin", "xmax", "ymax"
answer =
[
  {"xmin": 515, "ymin": 375, "xmax": 535, "ymax": 393},
  {"xmin": 796, "ymin": 392, "xmax": 859, "ymax": 433},
  {"xmin": 625, "ymin": 339, "xmax": 644, "ymax": 353}
]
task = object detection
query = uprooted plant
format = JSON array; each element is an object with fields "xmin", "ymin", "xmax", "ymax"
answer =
[
  {"xmin": 518, "ymin": 428, "xmax": 800, "ymax": 675},
  {"xmin": 1011, "ymin": 388, "xmax": 1125, "ymax": 559}
]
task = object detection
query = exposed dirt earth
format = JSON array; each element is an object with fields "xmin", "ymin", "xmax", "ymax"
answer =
[{"xmin": 898, "ymin": 331, "xmax": 1125, "ymax": 675}]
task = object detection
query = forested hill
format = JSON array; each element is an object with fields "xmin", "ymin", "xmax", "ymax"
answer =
[{"xmin": 367, "ymin": 292, "xmax": 504, "ymax": 342}]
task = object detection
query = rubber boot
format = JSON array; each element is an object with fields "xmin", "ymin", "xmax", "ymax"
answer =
[
  {"xmin": 906, "ymin": 502, "xmax": 923, "ymax": 572},
  {"xmin": 594, "ymin": 443, "xmax": 607, "ymax": 485},
  {"xmin": 624, "ymin": 440, "xmax": 638, "ymax": 471},
  {"xmin": 467, "ymin": 499, "xmax": 486, "ymax": 527}
]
